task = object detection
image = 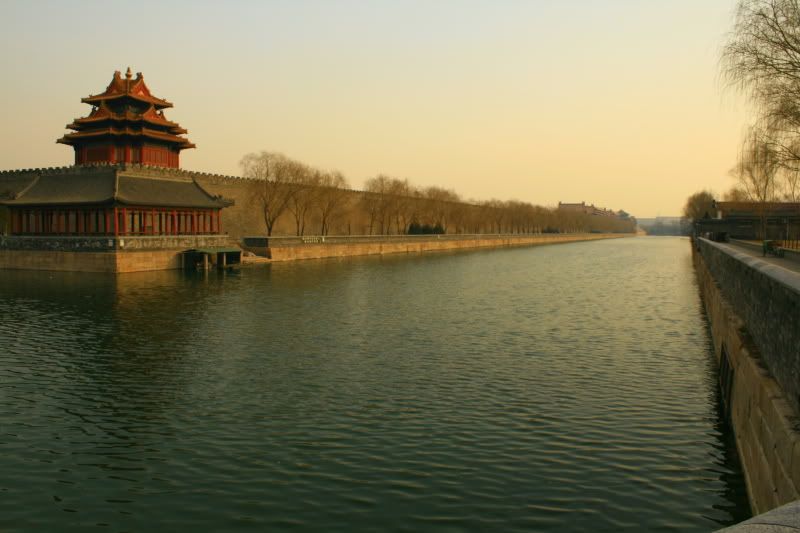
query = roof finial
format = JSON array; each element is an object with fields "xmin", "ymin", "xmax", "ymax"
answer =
[{"xmin": 125, "ymin": 67, "xmax": 132, "ymax": 80}]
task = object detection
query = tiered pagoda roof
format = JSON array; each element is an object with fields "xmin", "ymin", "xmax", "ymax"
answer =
[{"xmin": 57, "ymin": 68, "xmax": 195, "ymax": 167}]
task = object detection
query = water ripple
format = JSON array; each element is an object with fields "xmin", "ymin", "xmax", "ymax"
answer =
[{"xmin": 0, "ymin": 237, "xmax": 750, "ymax": 531}]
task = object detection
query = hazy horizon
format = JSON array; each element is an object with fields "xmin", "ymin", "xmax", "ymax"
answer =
[{"xmin": 0, "ymin": 0, "xmax": 751, "ymax": 218}]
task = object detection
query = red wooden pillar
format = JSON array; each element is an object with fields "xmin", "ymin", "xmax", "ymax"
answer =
[{"xmin": 151, "ymin": 209, "xmax": 155, "ymax": 235}]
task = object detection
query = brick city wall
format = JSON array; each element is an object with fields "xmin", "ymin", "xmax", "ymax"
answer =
[{"xmin": 694, "ymin": 238, "xmax": 800, "ymax": 514}]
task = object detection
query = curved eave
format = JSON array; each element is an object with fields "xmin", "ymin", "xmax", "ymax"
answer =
[
  {"xmin": 0, "ymin": 198, "xmax": 115, "ymax": 207},
  {"xmin": 57, "ymin": 128, "xmax": 195, "ymax": 149},
  {"xmin": 70, "ymin": 115, "xmax": 186, "ymax": 133},
  {"xmin": 81, "ymin": 93, "xmax": 173, "ymax": 109},
  {"xmin": 113, "ymin": 197, "xmax": 229, "ymax": 209}
]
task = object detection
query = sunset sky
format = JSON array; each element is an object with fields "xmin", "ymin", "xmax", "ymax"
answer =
[{"xmin": 0, "ymin": 0, "xmax": 750, "ymax": 217}]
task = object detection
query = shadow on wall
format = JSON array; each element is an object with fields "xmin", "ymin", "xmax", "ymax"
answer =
[{"xmin": 0, "ymin": 206, "xmax": 8, "ymax": 235}]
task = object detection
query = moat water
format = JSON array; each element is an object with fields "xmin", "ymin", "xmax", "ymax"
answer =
[{"xmin": 0, "ymin": 237, "xmax": 750, "ymax": 531}]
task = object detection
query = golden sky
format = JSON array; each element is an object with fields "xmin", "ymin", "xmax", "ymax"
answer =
[{"xmin": 0, "ymin": 0, "xmax": 750, "ymax": 217}]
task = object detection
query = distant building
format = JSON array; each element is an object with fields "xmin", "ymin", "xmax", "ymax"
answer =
[
  {"xmin": 637, "ymin": 216, "xmax": 685, "ymax": 236},
  {"xmin": 0, "ymin": 69, "xmax": 237, "ymax": 272},
  {"xmin": 558, "ymin": 201, "xmax": 627, "ymax": 218}
]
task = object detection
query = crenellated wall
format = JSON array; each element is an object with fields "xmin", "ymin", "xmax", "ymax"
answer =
[{"xmin": 693, "ymin": 238, "xmax": 800, "ymax": 514}]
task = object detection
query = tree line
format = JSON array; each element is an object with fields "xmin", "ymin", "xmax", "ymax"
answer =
[{"xmin": 240, "ymin": 151, "xmax": 635, "ymax": 237}]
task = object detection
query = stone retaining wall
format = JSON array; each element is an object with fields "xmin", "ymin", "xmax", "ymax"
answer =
[
  {"xmin": 261, "ymin": 233, "xmax": 630, "ymax": 261},
  {"xmin": 694, "ymin": 238, "xmax": 800, "ymax": 514},
  {"xmin": 697, "ymin": 239, "xmax": 800, "ymax": 414},
  {"xmin": 0, "ymin": 234, "xmax": 232, "ymax": 252},
  {"xmin": 0, "ymin": 249, "xmax": 183, "ymax": 273}
]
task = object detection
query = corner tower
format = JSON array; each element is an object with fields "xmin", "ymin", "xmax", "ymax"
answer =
[{"xmin": 57, "ymin": 68, "xmax": 195, "ymax": 168}]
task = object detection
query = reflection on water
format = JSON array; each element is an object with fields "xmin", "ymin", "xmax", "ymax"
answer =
[{"xmin": 0, "ymin": 237, "xmax": 750, "ymax": 531}]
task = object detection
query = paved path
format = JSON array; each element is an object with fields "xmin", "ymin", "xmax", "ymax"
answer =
[
  {"xmin": 723, "ymin": 241, "xmax": 800, "ymax": 275},
  {"xmin": 717, "ymin": 500, "xmax": 800, "ymax": 532}
]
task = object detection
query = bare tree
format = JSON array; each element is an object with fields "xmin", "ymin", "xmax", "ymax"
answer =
[
  {"xmin": 682, "ymin": 190, "xmax": 716, "ymax": 223},
  {"xmin": 734, "ymin": 128, "xmax": 781, "ymax": 202},
  {"xmin": 781, "ymin": 167, "xmax": 800, "ymax": 200},
  {"xmin": 240, "ymin": 151, "xmax": 304, "ymax": 236},
  {"xmin": 423, "ymin": 186, "xmax": 460, "ymax": 233},
  {"xmin": 722, "ymin": 1, "xmax": 800, "ymax": 197},
  {"xmin": 316, "ymin": 171, "xmax": 349, "ymax": 235},
  {"xmin": 362, "ymin": 175, "xmax": 393, "ymax": 234},
  {"xmin": 385, "ymin": 178, "xmax": 412, "ymax": 234},
  {"xmin": 724, "ymin": 186, "xmax": 750, "ymax": 201},
  {"xmin": 722, "ymin": 0, "xmax": 800, "ymax": 127},
  {"xmin": 732, "ymin": 127, "xmax": 781, "ymax": 236},
  {"xmin": 287, "ymin": 166, "xmax": 320, "ymax": 236}
]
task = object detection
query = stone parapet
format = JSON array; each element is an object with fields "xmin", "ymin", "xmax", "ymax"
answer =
[{"xmin": 0, "ymin": 234, "xmax": 233, "ymax": 252}]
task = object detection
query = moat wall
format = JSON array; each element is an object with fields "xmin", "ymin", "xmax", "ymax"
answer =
[
  {"xmin": 254, "ymin": 233, "xmax": 630, "ymax": 261},
  {"xmin": 693, "ymin": 238, "xmax": 800, "ymax": 514},
  {"xmin": 0, "ymin": 249, "xmax": 182, "ymax": 273}
]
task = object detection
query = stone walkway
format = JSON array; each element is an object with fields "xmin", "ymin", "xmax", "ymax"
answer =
[
  {"xmin": 717, "ymin": 500, "xmax": 800, "ymax": 532},
  {"xmin": 723, "ymin": 241, "xmax": 800, "ymax": 275}
]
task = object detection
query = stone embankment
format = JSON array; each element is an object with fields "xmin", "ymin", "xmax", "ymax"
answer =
[
  {"xmin": 244, "ymin": 233, "xmax": 631, "ymax": 262},
  {"xmin": 0, "ymin": 235, "xmax": 232, "ymax": 273},
  {"xmin": 694, "ymin": 238, "xmax": 800, "ymax": 515}
]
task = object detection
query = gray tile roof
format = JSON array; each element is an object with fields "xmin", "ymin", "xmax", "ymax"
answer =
[{"xmin": 0, "ymin": 166, "xmax": 231, "ymax": 209}]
